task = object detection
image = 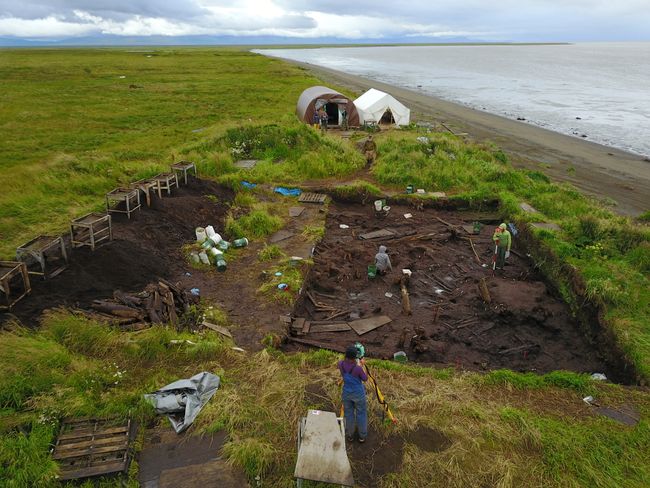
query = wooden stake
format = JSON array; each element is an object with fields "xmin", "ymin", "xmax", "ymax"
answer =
[{"xmin": 478, "ymin": 277, "xmax": 491, "ymax": 304}]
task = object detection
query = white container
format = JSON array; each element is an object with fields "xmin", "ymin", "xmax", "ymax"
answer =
[
  {"xmin": 205, "ymin": 225, "xmax": 216, "ymax": 238},
  {"xmin": 190, "ymin": 251, "xmax": 200, "ymax": 263},
  {"xmin": 211, "ymin": 232, "xmax": 222, "ymax": 244},
  {"xmin": 209, "ymin": 248, "xmax": 224, "ymax": 258},
  {"xmin": 198, "ymin": 251, "xmax": 210, "ymax": 265},
  {"xmin": 374, "ymin": 200, "xmax": 383, "ymax": 211},
  {"xmin": 195, "ymin": 227, "xmax": 207, "ymax": 242}
]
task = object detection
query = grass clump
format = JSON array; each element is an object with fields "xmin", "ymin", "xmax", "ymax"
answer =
[
  {"xmin": 258, "ymin": 244, "xmax": 285, "ymax": 262},
  {"xmin": 301, "ymin": 224, "xmax": 325, "ymax": 242},
  {"xmin": 225, "ymin": 207, "xmax": 283, "ymax": 240}
]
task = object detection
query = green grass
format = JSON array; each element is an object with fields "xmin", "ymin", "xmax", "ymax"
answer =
[{"xmin": 1, "ymin": 47, "xmax": 649, "ymax": 488}]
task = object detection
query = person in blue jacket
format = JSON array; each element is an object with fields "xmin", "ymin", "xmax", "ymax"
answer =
[{"xmin": 338, "ymin": 345, "xmax": 368, "ymax": 443}]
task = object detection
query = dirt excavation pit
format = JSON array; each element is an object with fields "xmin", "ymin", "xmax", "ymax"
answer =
[
  {"xmin": 288, "ymin": 201, "xmax": 621, "ymax": 379},
  {"xmin": 7, "ymin": 179, "xmax": 233, "ymax": 327}
]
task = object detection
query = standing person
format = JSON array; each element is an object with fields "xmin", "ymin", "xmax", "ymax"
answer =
[
  {"xmin": 338, "ymin": 345, "xmax": 368, "ymax": 443},
  {"xmin": 492, "ymin": 223, "xmax": 512, "ymax": 270},
  {"xmin": 312, "ymin": 110, "xmax": 320, "ymax": 129},
  {"xmin": 341, "ymin": 108, "xmax": 348, "ymax": 131},
  {"xmin": 319, "ymin": 107, "xmax": 328, "ymax": 132},
  {"xmin": 363, "ymin": 135, "xmax": 377, "ymax": 166},
  {"xmin": 375, "ymin": 245, "xmax": 392, "ymax": 275}
]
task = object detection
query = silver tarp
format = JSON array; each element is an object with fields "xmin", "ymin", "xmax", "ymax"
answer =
[{"xmin": 144, "ymin": 371, "xmax": 220, "ymax": 433}]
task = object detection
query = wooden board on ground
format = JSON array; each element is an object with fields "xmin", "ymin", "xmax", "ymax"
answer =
[
  {"xmin": 53, "ymin": 418, "xmax": 135, "ymax": 481},
  {"xmin": 309, "ymin": 323, "xmax": 351, "ymax": 333},
  {"xmin": 348, "ymin": 315, "xmax": 392, "ymax": 335},
  {"xmin": 233, "ymin": 159, "xmax": 258, "ymax": 169},
  {"xmin": 298, "ymin": 192, "xmax": 327, "ymax": 204},
  {"xmin": 359, "ymin": 229, "xmax": 397, "ymax": 240},
  {"xmin": 519, "ymin": 202, "xmax": 538, "ymax": 213},
  {"xmin": 294, "ymin": 410, "xmax": 354, "ymax": 487},
  {"xmin": 202, "ymin": 321, "xmax": 232, "ymax": 338},
  {"xmin": 289, "ymin": 206, "xmax": 305, "ymax": 217},
  {"xmin": 269, "ymin": 230, "xmax": 295, "ymax": 243},
  {"xmin": 458, "ymin": 212, "xmax": 501, "ymax": 222}
]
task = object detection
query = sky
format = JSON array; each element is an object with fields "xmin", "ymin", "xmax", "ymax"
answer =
[{"xmin": 0, "ymin": 0, "xmax": 649, "ymax": 43}]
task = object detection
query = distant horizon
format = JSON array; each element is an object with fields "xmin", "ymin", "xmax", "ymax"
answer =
[
  {"xmin": 3, "ymin": 37, "xmax": 650, "ymax": 49},
  {"xmin": 1, "ymin": 1, "xmax": 648, "ymax": 47}
]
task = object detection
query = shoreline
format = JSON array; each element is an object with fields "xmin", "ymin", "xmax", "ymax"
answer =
[{"xmin": 289, "ymin": 60, "xmax": 650, "ymax": 216}]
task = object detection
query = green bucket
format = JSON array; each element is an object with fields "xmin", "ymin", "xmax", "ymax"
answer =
[
  {"xmin": 367, "ymin": 264, "xmax": 377, "ymax": 278},
  {"xmin": 406, "ymin": 185, "xmax": 414, "ymax": 194}
]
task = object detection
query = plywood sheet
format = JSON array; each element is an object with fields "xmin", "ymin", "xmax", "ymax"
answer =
[
  {"xmin": 309, "ymin": 323, "xmax": 351, "ymax": 333},
  {"xmin": 294, "ymin": 410, "xmax": 354, "ymax": 486},
  {"xmin": 289, "ymin": 206, "xmax": 305, "ymax": 217},
  {"xmin": 348, "ymin": 315, "xmax": 392, "ymax": 335},
  {"xmin": 269, "ymin": 230, "xmax": 294, "ymax": 243},
  {"xmin": 359, "ymin": 229, "xmax": 396, "ymax": 240}
]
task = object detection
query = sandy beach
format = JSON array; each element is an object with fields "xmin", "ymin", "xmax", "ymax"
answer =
[{"xmin": 293, "ymin": 61, "xmax": 650, "ymax": 216}]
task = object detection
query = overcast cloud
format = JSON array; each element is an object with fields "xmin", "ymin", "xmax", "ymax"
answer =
[{"xmin": 0, "ymin": 0, "xmax": 648, "ymax": 41}]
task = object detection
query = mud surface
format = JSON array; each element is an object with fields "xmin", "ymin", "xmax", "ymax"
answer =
[
  {"xmin": 289, "ymin": 202, "xmax": 617, "ymax": 378},
  {"xmin": 7, "ymin": 178, "xmax": 232, "ymax": 325},
  {"xmin": 347, "ymin": 426, "xmax": 451, "ymax": 488}
]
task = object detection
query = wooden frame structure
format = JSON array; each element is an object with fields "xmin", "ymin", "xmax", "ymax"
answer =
[
  {"xmin": 16, "ymin": 235, "xmax": 68, "ymax": 279},
  {"xmin": 152, "ymin": 173, "xmax": 178, "ymax": 198},
  {"xmin": 0, "ymin": 261, "xmax": 31, "ymax": 310},
  {"xmin": 130, "ymin": 178, "xmax": 158, "ymax": 207},
  {"xmin": 171, "ymin": 161, "xmax": 197, "ymax": 185},
  {"xmin": 106, "ymin": 187, "xmax": 141, "ymax": 219},
  {"xmin": 52, "ymin": 418, "xmax": 135, "ymax": 481},
  {"xmin": 70, "ymin": 213, "xmax": 113, "ymax": 251}
]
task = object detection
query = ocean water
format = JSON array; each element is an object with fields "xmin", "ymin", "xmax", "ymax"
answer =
[{"xmin": 256, "ymin": 43, "xmax": 650, "ymax": 157}]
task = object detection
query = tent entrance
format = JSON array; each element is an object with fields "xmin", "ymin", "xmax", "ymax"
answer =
[
  {"xmin": 380, "ymin": 109, "xmax": 395, "ymax": 125},
  {"xmin": 325, "ymin": 103, "xmax": 339, "ymax": 126}
]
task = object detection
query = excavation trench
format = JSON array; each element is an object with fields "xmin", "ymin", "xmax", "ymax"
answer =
[{"xmin": 286, "ymin": 197, "xmax": 636, "ymax": 384}]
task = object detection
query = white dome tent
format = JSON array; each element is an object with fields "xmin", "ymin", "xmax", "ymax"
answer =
[{"xmin": 353, "ymin": 88, "xmax": 411, "ymax": 127}]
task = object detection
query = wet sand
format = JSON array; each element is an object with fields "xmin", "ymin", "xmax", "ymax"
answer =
[{"xmin": 293, "ymin": 61, "xmax": 650, "ymax": 216}]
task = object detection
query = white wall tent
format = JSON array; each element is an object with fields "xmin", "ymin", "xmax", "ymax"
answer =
[{"xmin": 353, "ymin": 88, "xmax": 411, "ymax": 126}]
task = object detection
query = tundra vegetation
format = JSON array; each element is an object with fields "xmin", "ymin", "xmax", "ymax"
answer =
[{"xmin": 0, "ymin": 48, "xmax": 648, "ymax": 487}]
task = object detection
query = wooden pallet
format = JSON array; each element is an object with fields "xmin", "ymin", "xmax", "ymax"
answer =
[
  {"xmin": 53, "ymin": 418, "xmax": 135, "ymax": 481},
  {"xmin": 298, "ymin": 192, "xmax": 327, "ymax": 204}
]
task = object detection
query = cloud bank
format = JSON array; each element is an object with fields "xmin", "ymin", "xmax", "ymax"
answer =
[{"xmin": 0, "ymin": 0, "xmax": 648, "ymax": 42}]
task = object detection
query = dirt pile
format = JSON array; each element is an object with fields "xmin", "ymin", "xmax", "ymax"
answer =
[
  {"xmin": 287, "ymin": 201, "xmax": 618, "ymax": 379},
  {"xmin": 6, "ymin": 179, "xmax": 232, "ymax": 325}
]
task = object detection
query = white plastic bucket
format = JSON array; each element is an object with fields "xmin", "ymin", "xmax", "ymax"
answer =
[
  {"xmin": 195, "ymin": 227, "xmax": 207, "ymax": 242},
  {"xmin": 374, "ymin": 200, "xmax": 383, "ymax": 211},
  {"xmin": 205, "ymin": 225, "xmax": 217, "ymax": 239},
  {"xmin": 209, "ymin": 248, "xmax": 223, "ymax": 258},
  {"xmin": 198, "ymin": 251, "xmax": 210, "ymax": 264}
]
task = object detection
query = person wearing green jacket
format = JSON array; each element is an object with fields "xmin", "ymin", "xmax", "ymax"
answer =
[{"xmin": 492, "ymin": 223, "xmax": 512, "ymax": 270}]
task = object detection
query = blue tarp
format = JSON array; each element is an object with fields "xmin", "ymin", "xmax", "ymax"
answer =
[
  {"xmin": 274, "ymin": 187, "xmax": 302, "ymax": 197},
  {"xmin": 241, "ymin": 181, "xmax": 257, "ymax": 189}
]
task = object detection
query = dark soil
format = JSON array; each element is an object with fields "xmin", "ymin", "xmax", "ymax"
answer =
[
  {"xmin": 6, "ymin": 178, "xmax": 232, "ymax": 325},
  {"xmin": 347, "ymin": 426, "xmax": 452, "ymax": 487},
  {"xmin": 287, "ymin": 201, "xmax": 620, "ymax": 379}
]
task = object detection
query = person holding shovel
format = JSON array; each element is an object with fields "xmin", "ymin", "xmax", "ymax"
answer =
[
  {"xmin": 339, "ymin": 345, "xmax": 368, "ymax": 443},
  {"xmin": 492, "ymin": 223, "xmax": 512, "ymax": 270}
]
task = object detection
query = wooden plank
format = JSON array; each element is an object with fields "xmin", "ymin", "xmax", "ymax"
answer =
[
  {"xmin": 59, "ymin": 461, "xmax": 128, "ymax": 481},
  {"xmin": 58, "ymin": 425, "xmax": 129, "ymax": 441},
  {"xmin": 302, "ymin": 321, "xmax": 311, "ymax": 334},
  {"xmin": 358, "ymin": 229, "xmax": 396, "ymax": 240},
  {"xmin": 53, "ymin": 441, "xmax": 129, "ymax": 460},
  {"xmin": 202, "ymin": 321, "xmax": 233, "ymax": 338},
  {"xmin": 269, "ymin": 229, "xmax": 294, "ymax": 243},
  {"xmin": 348, "ymin": 315, "xmax": 392, "ymax": 336},
  {"xmin": 293, "ymin": 317, "xmax": 306, "ymax": 332},
  {"xmin": 298, "ymin": 192, "xmax": 327, "ymax": 204},
  {"xmin": 287, "ymin": 337, "xmax": 347, "ymax": 354},
  {"xmin": 309, "ymin": 323, "xmax": 351, "ymax": 333},
  {"xmin": 289, "ymin": 206, "xmax": 305, "ymax": 217},
  {"xmin": 294, "ymin": 410, "xmax": 354, "ymax": 486},
  {"xmin": 56, "ymin": 435, "xmax": 129, "ymax": 452}
]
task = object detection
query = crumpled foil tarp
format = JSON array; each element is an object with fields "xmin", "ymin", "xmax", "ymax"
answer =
[{"xmin": 144, "ymin": 371, "xmax": 220, "ymax": 433}]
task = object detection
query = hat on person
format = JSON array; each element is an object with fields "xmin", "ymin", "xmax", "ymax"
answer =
[
  {"xmin": 345, "ymin": 345, "xmax": 359, "ymax": 360},
  {"xmin": 499, "ymin": 223, "xmax": 507, "ymax": 230}
]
